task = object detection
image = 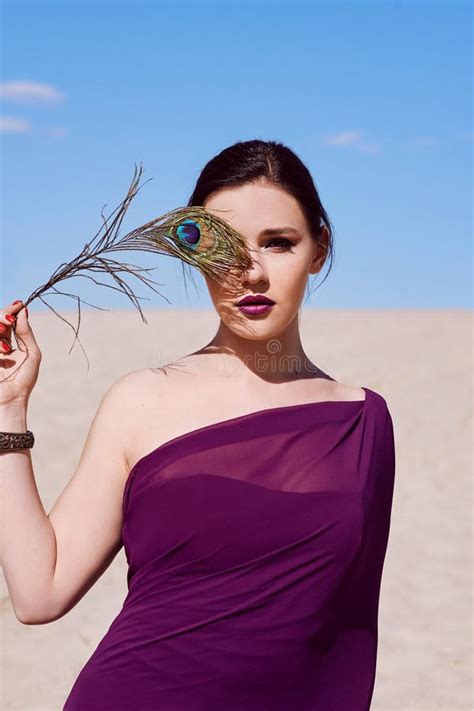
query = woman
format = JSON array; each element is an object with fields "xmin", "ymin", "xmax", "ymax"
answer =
[{"xmin": 0, "ymin": 139, "xmax": 396, "ymax": 710}]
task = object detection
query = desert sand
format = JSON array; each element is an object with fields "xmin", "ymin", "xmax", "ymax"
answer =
[{"xmin": 1, "ymin": 308, "xmax": 472, "ymax": 710}]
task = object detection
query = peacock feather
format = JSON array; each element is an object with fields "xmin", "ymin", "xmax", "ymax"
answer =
[
  {"xmin": 126, "ymin": 204, "xmax": 254, "ymax": 284},
  {"xmin": 4, "ymin": 164, "xmax": 255, "ymax": 376}
]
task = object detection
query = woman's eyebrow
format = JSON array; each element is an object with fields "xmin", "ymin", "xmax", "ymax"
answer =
[{"xmin": 259, "ymin": 227, "xmax": 301, "ymax": 236}]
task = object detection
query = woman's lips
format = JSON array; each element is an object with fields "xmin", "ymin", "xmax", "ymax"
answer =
[
  {"xmin": 236, "ymin": 303, "xmax": 274, "ymax": 315},
  {"xmin": 235, "ymin": 296, "xmax": 275, "ymax": 306}
]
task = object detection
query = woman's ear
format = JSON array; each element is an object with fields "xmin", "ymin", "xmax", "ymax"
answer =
[{"xmin": 309, "ymin": 226, "xmax": 330, "ymax": 275}]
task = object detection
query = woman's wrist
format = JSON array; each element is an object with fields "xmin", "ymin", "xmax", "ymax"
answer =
[{"xmin": 0, "ymin": 403, "xmax": 28, "ymax": 431}]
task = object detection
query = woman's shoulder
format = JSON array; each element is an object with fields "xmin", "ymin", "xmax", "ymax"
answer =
[
  {"xmin": 112, "ymin": 366, "xmax": 179, "ymax": 407},
  {"xmin": 115, "ymin": 360, "xmax": 218, "ymax": 423},
  {"xmin": 364, "ymin": 387, "xmax": 395, "ymax": 454},
  {"xmin": 363, "ymin": 385, "xmax": 393, "ymax": 417},
  {"xmin": 116, "ymin": 367, "xmax": 389, "ymax": 409}
]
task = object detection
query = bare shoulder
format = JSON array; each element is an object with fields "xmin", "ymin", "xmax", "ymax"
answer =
[
  {"xmin": 311, "ymin": 376, "xmax": 366, "ymax": 402},
  {"xmin": 109, "ymin": 367, "xmax": 174, "ymax": 405},
  {"xmin": 118, "ymin": 365, "xmax": 367, "ymax": 473},
  {"xmin": 117, "ymin": 365, "xmax": 182, "ymax": 403},
  {"xmin": 115, "ymin": 366, "xmax": 184, "ymax": 469},
  {"xmin": 337, "ymin": 383, "xmax": 367, "ymax": 401}
]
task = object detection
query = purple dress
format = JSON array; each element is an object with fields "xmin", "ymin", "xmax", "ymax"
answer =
[{"xmin": 63, "ymin": 386, "xmax": 395, "ymax": 710}]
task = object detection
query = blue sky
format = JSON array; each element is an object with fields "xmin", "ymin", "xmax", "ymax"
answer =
[{"xmin": 1, "ymin": 0, "xmax": 471, "ymax": 312}]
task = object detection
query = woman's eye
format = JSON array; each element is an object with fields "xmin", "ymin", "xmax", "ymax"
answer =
[{"xmin": 265, "ymin": 238, "xmax": 295, "ymax": 252}]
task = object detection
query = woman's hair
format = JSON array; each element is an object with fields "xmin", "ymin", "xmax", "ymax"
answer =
[{"xmin": 187, "ymin": 139, "xmax": 335, "ymax": 299}]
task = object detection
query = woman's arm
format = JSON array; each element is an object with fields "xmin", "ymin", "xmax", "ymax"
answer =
[
  {"xmin": 0, "ymin": 371, "xmax": 141, "ymax": 624},
  {"xmin": 0, "ymin": 403, "xmax": 57, "ymax": 622}
]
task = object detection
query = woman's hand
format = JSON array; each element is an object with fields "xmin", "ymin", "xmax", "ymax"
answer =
[{"xmin": 0, "ymin": 300, "xmax": 42, "ymax": 408}]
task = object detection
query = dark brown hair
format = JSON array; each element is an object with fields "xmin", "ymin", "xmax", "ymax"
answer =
[{"xmin": 187, "ymin": 139, "xmax": 335, "ymax": 299}]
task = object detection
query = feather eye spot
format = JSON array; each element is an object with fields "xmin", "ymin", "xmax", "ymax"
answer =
[{"xmin": 175, "ymin": 219, "xmax": 201, "ymax": 249}]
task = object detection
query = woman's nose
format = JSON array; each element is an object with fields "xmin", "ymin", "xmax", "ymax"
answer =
[{"xmin": 242, "ymin": 254, "xmax": 267, "ymax": 282}]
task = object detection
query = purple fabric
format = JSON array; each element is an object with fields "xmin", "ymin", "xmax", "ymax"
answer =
[{"xmin": 63, "ymin": 386, "xmax": 395, "ymax": 710}]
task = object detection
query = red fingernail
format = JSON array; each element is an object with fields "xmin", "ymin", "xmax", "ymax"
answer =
[
  {"xmin": 5, "ymin": 314, "xmax": 16, "ymax": 323},
  {"xmin": 25, "ymin": 306, "xmax": 28, "ymax": 317},
  {"xmin": 13, "ymin": 300, "xmax": 22, "ymax": 305},
  {"xmin": 2, "ymin": 341, "xmax": 11, "ymax": 352}
]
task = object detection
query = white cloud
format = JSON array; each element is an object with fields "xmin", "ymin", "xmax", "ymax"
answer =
[
  {"xmin": 455, "ymin": 131, "xmax": 473, "ymax": 142},
  {"xmin": 0, "ymin": 80, "xmax": 65, "ymax": 104},
  {"xmin": 323, "ymin": 131, "xmax": 363, "ymax": 146},
  {"xmin": 46, "ymin": 126, "xmax": 68, "ymax": 137},
  {"xmin": 356, "ymin": 141, "xmax": 381, "ymax": 154},
  {"xmin": 322, "ymin": 130, "xmax": 381, "ymax": 154},
  {"xmin": 408, "ymin": 136, "xmax": 438, "ymax": 148},
  {"xmin": 0, "ymin": 115, "xmax": 31, "ymax": 133}
]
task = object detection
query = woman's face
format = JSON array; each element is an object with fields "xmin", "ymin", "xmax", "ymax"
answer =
[{"xmin": 203, "ymin": 180, "xmax": 328, "ymax": 340}]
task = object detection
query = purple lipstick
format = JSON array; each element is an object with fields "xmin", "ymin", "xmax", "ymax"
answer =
[{"xmin": 235, "ymin": 294, "xmax": 275, "ymax": 316}]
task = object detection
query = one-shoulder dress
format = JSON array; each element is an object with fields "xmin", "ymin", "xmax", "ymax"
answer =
[{"xmin": 63, "ymin": 386, "xmax": 395, "ymax": 711}]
